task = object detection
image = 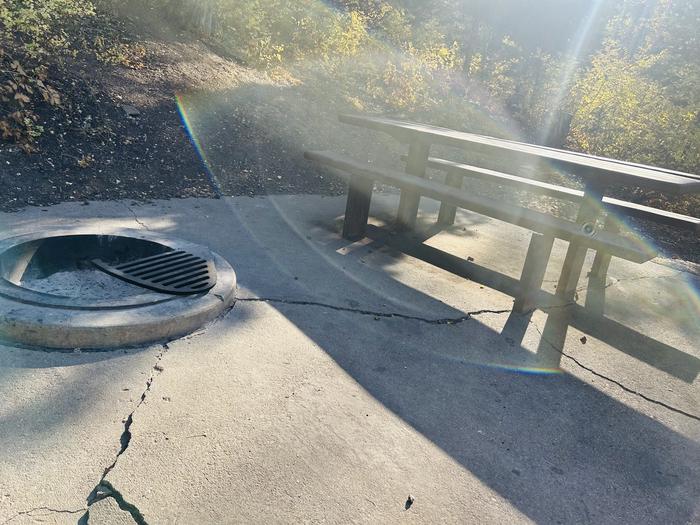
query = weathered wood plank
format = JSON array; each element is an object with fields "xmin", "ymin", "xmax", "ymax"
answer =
[
  {"xmin": 418, "ymin": 155, "xmax": 583, "ymax": 200},
  {"xmin": 555, "ymin": 180, "xmax": 605, "ymax": 301},
  {"xmin": 340, "ymin": 114, "xmax": 700, "ymax": 194},
  {"xmin": 585, "ymin": 216, "xmax": 622, "ymax": 315},
  {"xmin": 604, "ymin": 200, "xmax": 700, "ymax": 233},
  {"xmin": 514, "ymin": 233, "xmax": 555, "ymax": 313},
  {"xmin": 304, "ymin": 150, "xmax": 656, "ymax": 263},
  {"xmin": 437, "ymin": 169, "xmax": 463, "ymax": 225},
  {"xmin": 418, "ymin": 156, "xmax": 700, "ymax": 232}
]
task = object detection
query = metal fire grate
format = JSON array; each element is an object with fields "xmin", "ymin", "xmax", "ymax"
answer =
[{"xmin": 92, "ymin": 249, "xmax": 217, "ymax": 295}]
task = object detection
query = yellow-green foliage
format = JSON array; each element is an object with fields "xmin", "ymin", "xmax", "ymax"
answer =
[
  {"xmin": 188, "ymin": 0, "xmax": 377, "ymax": 66},
  {"xmin": 160, "ymin": 0, "xmax": 463, "ymax": 115},
  {"xmin": 569, "ymin": 45, "xmax": 699, "ymax": 214},
  {"xmin": 569, "ymin": 47, "xmax": 699, "ymax": 174},
  {"xmin": 323, "ymin": 11, "xmax": 370, "ymax": 58},
  {"xmin": 0, "ymin": 51, "xmax": 61, "ymax": 152},
  {"xmin": 0, "ymin": 0, "xmax": 94, "ymax": 151},
  {"xmin": 0, "ymin": 0, "xmax": 96, "ymax": 58}
]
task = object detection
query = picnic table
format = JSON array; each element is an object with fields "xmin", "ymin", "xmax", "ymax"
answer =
[{"xmin": 305, "ymin": 114, "xmax": 700, "ymax": 313}]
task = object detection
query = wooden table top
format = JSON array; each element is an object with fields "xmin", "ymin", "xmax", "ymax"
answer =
[{"xmin": 339, "ymin": 114, "xmax": 700, "ymax": 195}]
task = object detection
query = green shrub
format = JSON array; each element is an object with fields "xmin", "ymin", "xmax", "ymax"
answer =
[
  {"xmin": 1, "ymin": 0, "xmax": 145, "ymax": 152},
  {"xmin": 569, "ymin": 47, "xmax": 699, "ymax": 174},
  {"xmin": 0, "ymin": 0, "xmax": 96, "ymax": 58}
]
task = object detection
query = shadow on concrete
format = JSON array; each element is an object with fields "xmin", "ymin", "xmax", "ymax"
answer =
[
  {"xmin": 263, "ymin": 299, "xmax": 699, "ymax": 524},
  {"xmin": 362, "ymin": 223, "xmax": 700, "ymax": 384},
  {"xmin": 211, "ymin": 197, "xmax": 700, "ymax": 523},
  {"xmin": 3, "ymin": 195, "xmax": 698, "ymax": 524},
  {"xmin": 0, "ymin": 306, "xmax": 254, "ymax": 445}
]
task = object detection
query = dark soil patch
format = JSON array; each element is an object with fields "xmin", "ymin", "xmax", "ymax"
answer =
[
  {"xmin": 0, "ymin": 6, "xmax": 345, "ymax": 211},
  {"xmin": 1, "ymin": 14, "xmax": 215, "ymax": 209},
  {"xmin": 0, "ymin": 90, "xmax": 216, "ymax": 209}
]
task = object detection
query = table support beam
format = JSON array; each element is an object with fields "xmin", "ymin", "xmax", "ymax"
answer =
[
  {"xmin": 437, "ymin": 169, "xmax": 463, "ymax": 225},
  {"xmin": 555, "ymin": 180, "xmax": 605, "ymax": 302},
  {"xmin": 514, "ymin": 232, "xmax": 555, "ymax": 313},
  {"xmin": 397, "ymin": 141, "xmax": 430, "ymax": 230},
  {"xmin": 585, "ymin": 215, "xmax": 621, "ymax": 315},
  {"xmin": 342, "ymin": 174, "xmax": 374, "ymax": 241}
]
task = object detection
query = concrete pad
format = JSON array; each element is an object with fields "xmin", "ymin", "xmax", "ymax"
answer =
[
  {"xmin": 0, "ymin": 344, "xmax": 162, "ymax": 522},
  {"xmin": 0, "ymin": 195, "xmax": 698, "ymax": 524}
]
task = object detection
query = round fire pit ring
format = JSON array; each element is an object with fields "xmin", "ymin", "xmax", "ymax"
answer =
[{"xmin": 0, "ymin": 227, "xmax": 236, "ymax": 350}]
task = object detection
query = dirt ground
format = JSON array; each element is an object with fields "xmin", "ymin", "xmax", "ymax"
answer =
[{"xmin": 0, "ymin": 5, "xmax": 349, "ymax": 211}]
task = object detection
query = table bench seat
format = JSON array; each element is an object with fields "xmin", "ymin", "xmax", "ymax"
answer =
[
  {"xmin": 419, "ymin": 156, "xmax": 700, "ymax": 233},
  {"xmin": 305, "ymin": 114, "xmax": 699, "ymax": 315},
  {"xmin": 304, "ymin": 150, "xmax": 654, "ymax": 265}
]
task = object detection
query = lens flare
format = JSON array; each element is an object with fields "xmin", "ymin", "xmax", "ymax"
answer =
[
  {"xmin": 482, "ymin": 363, "xmax": 563, "ymax": 375},
  {"xmin": 176, "ymin": 92, "xmax": 223, "ymax": 197}
]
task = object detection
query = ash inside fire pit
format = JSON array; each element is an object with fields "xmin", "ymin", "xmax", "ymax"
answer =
[
  {"xmin": 20, "ymin": 269, "xmax": 147, "ymax": 299},
  {"xmin": 2, "ymin": 234, "xmax": 172, "ymax": 300}
]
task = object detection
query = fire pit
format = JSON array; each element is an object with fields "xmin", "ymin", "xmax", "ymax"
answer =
[{"xmin": 0, "ymin": 228, "xmax": 236, "ymax": 349}]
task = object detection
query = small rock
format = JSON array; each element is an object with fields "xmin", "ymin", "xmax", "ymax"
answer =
[
  {"xmin": 580, "ymin": 336, "xmax": 587, "ymax": 344},
  {"xmin": 121, "ymin": 104, "xmax": 140, "ymax": 118},
  {"xmin": 154, "ymin": 363, "xmax": 164, "ymax": 372},
  {"xmin": 405, "ymin": 495, "xmax": 415, "ymax": 510}
]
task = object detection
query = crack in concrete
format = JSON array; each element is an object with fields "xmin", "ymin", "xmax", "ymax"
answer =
[
  {"xmin": 530, "ymin": 320, "xmax": 700, "ymax": 422},
  {"xmin": 81, "ymin": 480, "xmax": 147, "ymax": 525},
  {"xmin": 123, "ymin": 203, "xmax": 150, "ymax": 231},
  {"xmin": 53, "ymin": 288, "xmax": 691, "ymax": 524},
  {"xmin": 242, "ymin": 296, "xmax": 698, "ymax": 421},
  {"xmin": 81, "ymin": 343, "xmax": 169, "ymax": 523},
  {"xmin": 1, "ymin": 506, "xmax": 85, "ymax": 525},
  {"xmin": 237, "ymin": 296, "xmax": 511, "ymax": 324},
  {"xmin": 100, "ymin": 346, "xmax": 164, "ymax": 478}
]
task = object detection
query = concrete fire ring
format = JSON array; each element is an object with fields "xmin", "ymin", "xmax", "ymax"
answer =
[{"xmin": 0, "ymin": 227, "xmax": 237, "ymax": 350}]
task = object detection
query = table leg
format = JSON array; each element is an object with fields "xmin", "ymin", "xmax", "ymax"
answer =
[
  {"xmin": 585, "ymin": 214, "xmax": 621, "ymax": 315},
  {"xmin": 342, "ymin": 174, "xmax": 374, "ymax": 241},
  {"xmin": 437, "ymin": 168, "xmax": 463, "ymax": 225},
  {"xmin": 555, "ymin": 181, "xmax": 604, "ymax": 302},
  {"xmin": 514, "ymin": 232, "xmax": 555, "ymax": 313},
  {"xmin": 397, "ymin": 140, "xmax": 430, "ymax": 230}
]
